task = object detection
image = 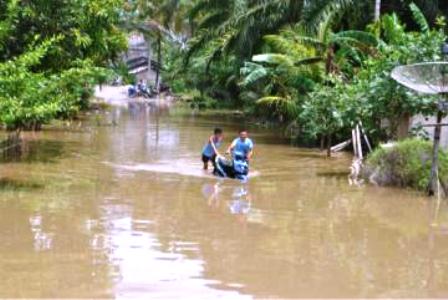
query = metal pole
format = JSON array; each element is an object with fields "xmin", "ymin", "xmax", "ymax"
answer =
[
  {"xmin": 374, "ymin": 0, "xmax": 381, "ymax": 22},
  {"xmin": 428, "ymin": 108, "xmax": 443, "ymax": 196},
  {"xmin": 429, "ymin": 46, "xmax": 448, "ymax": 196}
]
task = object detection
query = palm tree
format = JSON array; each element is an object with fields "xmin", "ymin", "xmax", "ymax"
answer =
[
  {"xmin": 125, "ymin": 0, "xmax": 189, "ymax": 89},
  {"xmin": 243, "ymin": 18, "xmax": 378, "ymax": 103},
  {"xmin": 241, "ymin": 12, "xmax": 377, "ymax": 155},
  {"xmin": 185, "ymin": 0, "xmax": 356, "ymax": 71}
]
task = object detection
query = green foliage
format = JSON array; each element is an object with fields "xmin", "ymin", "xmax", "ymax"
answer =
[
  {"xmin": 256, "ymin": 96, "xmax": 299, "ymax": 120},
  {"xmin": 300, "ymin": 78, "xmax": 355, "ymax": 140},
  {"xmin": 113, "ymin": 62, "xmax": 136, "ymax": 85},
  {"xmin": 0, "ymin": 39, "xmax": 109, "ymax": 129},
  {"xmin": 190, "ymin": 94, "xmax": 219, "ymax": 110},
  {"xmin": 0, "ymin": 0, "xmax": 127, "ymax": 70},
  {"xmin": 0, "ymin": 0, "xmax": 124, "ymax": 130},
  {"xmin": 349, "ymin": 11, "xmax": 445, "ymax": 140},
  {"xmin": 366, "ymin": 139, "xmax": 448, "ymax": 191},
  {"xmin": 409, "ymin": 2, "xmax": 430, "ymax": 33},
  {"xmin": 144, "ymin": 0, "xmax": 448, "ymax": 152}
]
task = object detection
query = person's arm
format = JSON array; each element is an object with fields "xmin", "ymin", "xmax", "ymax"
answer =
[
  {"xmin": 246, "ymin": 141, "xmax": 254, "ymax": 160},
  {"xmin": 226, "ymin": 140, "xmax": 236, "ymax": 155},
  {"xmin": 209, "ymin": 136, "xmax": 220, "ymax": 156},
  {"xmin": 247, "ymin": 149, "xmax": 253, "ymax": 160}
]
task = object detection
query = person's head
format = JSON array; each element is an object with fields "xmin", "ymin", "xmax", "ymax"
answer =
[
  {"xmin": 214, "ymin": 128, "xmax": 223, "ymax": 138},
  {"xmin": 239, "ymin": 129, "xmax": 248, "ymax": 140}
]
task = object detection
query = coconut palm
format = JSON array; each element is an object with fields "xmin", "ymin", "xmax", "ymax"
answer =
[
  {"xmin": 185, "ymin": 0, "xmax": 356, "ymax": 70},
  {"xmin": 125, "ymin": 0, "xmax": 190, "ymax": 89},
  {"xmin": 241, "ymin": 12, "xmax": 378, "ymax": 119}
]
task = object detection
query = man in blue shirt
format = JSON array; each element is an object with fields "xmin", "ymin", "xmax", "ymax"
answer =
[{"xmin": 226, "ymin": 129, "xmax": 254, "ymax": 161}]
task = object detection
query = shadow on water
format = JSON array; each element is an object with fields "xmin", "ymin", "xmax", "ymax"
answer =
[
  {"xmin": 0, "ymin": 140, "xmax": 65, "ymax": 164},
  {"xmin": 282, "ymin": 151, "xmax": 327, "ymax": 159},
  {"xmin": 317, "ymin": 170, "xmax": 350, "ymax": 178},
  {"xmin": 0, "ymin": 178, "xmax": 44, "ymax": 191}
]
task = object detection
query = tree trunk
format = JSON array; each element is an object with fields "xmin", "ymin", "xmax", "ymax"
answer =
[
  {"xmin": 320, "ymin": 135, "xmax": 325, "ymax": 151},
  {"xmin": 155, "ymin": 34, "xmax": 162, "ymax": 91},
  {"xmin": 326, "ymin": 134, "xmax": 332, "ymax": 157},
  {"xmin": 325, "ymin": 45, "xmax": 335, "ymax": 75},
  {"xmin": 397, "ymin": 113, "xmax": 411, "ymax": 140},
  {"xmin": 374, "ymin": 0, "xmax": 381, "ymax": 22}
]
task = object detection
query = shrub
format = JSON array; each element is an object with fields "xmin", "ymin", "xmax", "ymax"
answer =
[{"xmin": 365, "ymin": 138, "xmax": 448, "ymax": 191}]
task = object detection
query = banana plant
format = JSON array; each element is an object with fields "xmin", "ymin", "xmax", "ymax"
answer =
[{"xmin": 240, "ymin": 13, "xmax": 377, "ymax": 121}]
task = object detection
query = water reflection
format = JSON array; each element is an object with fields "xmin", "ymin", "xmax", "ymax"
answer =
[
  {"xmin": 228, "ymin": 185, "xmax": 251, "ymax": 215},
  {"xmin": 202, "ymin": 182, "xmax": 222, "ymax": 209},
  {"xmin": 1, "ymin": 106, "xmax": 448, "ymax": 298},
  {"xmin": 29, "ymin": 214, "xmax": 54, "ymax": 252},
  {"xmin": 202, "ymin": 182, "xmax": 253, "ymax": 226}
]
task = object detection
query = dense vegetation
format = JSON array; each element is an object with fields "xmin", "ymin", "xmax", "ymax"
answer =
[
  {"xmin": 365, "ymin": 138, "xmax": 448, "ymax": 192},
  {"xmin": 133, "ymin": 0, "xmax": 448, "ymax": 154},
  {"xmin": 1, "ymin": 0, "xmax": 448, "ymax": 155},
  {"xmin": 0, "ymin": 0, "xmax": 126, "ymax": 131}
]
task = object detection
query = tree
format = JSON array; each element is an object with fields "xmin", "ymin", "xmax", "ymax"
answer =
[
  {"xmin": 301, "ymin": 79, "xmax": 356, "ymax": 157},
  {"xmin": 126, "ymin": 0, "xmax": 189, "ymax": 89},
  {"xmin": 240, "ymin": 14, "xmax": 377, "ymax": 123},
  {"xmin": 0, "ymin": 0, "xmax": 127, "ymax": 71},
  {"xmin": 186, "ymin": 0, "xmax": 356, "ymax": 67},
  {"xmin": 0, "ymin": 0, "xmax": 126, "ymax": 131}
]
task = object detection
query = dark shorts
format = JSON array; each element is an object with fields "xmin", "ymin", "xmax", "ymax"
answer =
[{"xmin": 202, "ymin": 154, "xmax": 217, "ymax": 167}]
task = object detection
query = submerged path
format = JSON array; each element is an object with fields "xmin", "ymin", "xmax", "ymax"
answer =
[{"xmin": 0, "ymin": 102, "xmax": 448, "ymax": 298}]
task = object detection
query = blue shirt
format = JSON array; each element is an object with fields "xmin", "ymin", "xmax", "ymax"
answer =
[
  {"xmin": 232, "ymin": 138, "xmax": 254, "ymax": 158},
  {"xmin": 202, "ymin": 137, "xmax": 222, "ymax": 158}
]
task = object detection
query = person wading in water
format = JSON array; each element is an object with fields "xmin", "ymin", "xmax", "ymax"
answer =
[
  {"xmin": 226, "ymin": 129, "xmax": 254, "ymax": 162},
  {"xmin": 201, "ymin": 128, "xmax": 224, "ymax": 170}
]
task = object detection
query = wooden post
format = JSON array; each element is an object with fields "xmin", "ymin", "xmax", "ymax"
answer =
[
  {"xmin": 428, "ymin": 110, "xmax": 443, "ymax": 196},
  {"xmin": 356, "ymin": 124, "xmax": 363, "ymax": 160},
  {"xmin": 331, "ymin": 139, "xmax": 352, "ymax": 153},
  {"xmin": 359, "ymin": 122, "xmax": 373, "ymax": 152},
  {"xmin": 352, "ymin": 129, "xmax": 358, "ymax": 158}
]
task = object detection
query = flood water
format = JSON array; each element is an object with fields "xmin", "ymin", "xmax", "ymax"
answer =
[{"xmin": 1, "ymin": 104, "xmax": 448, "ymax": 299}]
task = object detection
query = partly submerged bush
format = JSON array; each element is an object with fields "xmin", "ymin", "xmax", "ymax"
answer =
[{"xmin": 365, "ymin": 138, "xmax": 448, "ymax": 191}]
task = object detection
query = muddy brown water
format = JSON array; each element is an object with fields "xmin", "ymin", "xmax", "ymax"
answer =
[{"xmin": 1, "ymin": 105, "xmax": 448, "ymax": 299}]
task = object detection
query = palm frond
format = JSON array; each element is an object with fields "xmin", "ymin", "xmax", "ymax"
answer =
[
  {"xmin": 240, "ymin": 62, "xmax": 269, "ymax": 86},
  {"xmin": 294, "ymin": 56, "xmax": 324, "ymax": 66},
  {"xmin": 256, "ymin": 96, "xmax": 298, "ymax": 119},
  {"xmin": 334, "ymin": 30, "xmax": 378, "ymax": 47},
  {"xmin": 189, "ymin": 0, "xmax": 227, "ymax": 19},
  {"xmin": 290, "ymin": 34, "xmax": 325, "ymax": 50},
  {"xmin": 303, "ymin": 0, "xmax": 353, "ymax": 33},
  {"xmin": 263, "ymin": 33, "xmax": 311, "ymax": 57},
  {"xmin": 197, "ymin": 11, "xmax": 228, "ymax": 31},
  {"xmin": 409, "ymin": 2, "xmax": 430, "ymax": 33}
]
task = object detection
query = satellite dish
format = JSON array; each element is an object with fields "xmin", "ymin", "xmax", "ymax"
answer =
[{"xmin": 391, "ymin": 62, "xmax": 448, "ymax": 95}]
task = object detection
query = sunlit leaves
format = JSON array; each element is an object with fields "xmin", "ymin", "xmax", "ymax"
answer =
[{"xmin": 0, "ymin": 0, "xmax": 121, "ymax": 130}]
